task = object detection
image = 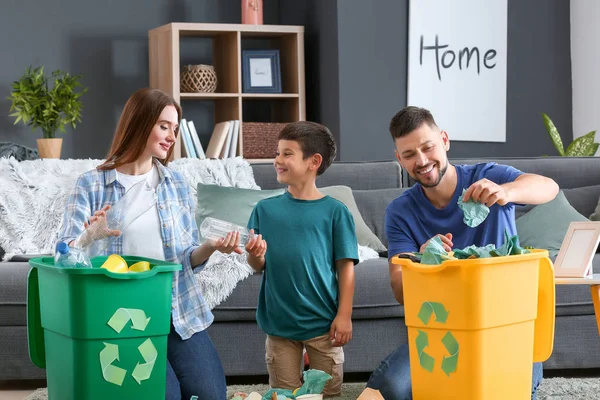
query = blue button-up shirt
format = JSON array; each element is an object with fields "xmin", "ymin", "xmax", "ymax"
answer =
[{"xmin": 59, "ymin": 160, "xmax": 212, "ymax": 340}]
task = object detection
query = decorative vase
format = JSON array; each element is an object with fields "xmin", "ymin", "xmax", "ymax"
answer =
[
  {"xmin": 180, "ymin": 65, "xmax": 218, "ymax": 93},
  {"xmin": 37, "ymin": 138, "xmax": 63, "ymax": 159},
  {"xmin": 242, "ymin": 0, "xmax": 263, "ymax": 24}
]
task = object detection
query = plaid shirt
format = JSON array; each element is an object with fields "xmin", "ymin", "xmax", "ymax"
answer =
[{"xmin": 59, "ymin": 160, "xmax": 213, "ymax": 340}]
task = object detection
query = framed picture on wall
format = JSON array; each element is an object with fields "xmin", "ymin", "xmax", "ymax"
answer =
[{"xmin": 242, "ymin": 50, "xmax": 282, "ymax": 93}]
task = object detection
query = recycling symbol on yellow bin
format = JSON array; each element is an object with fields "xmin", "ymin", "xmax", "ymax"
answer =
[
  {"xmin": 416, "ymin": 302, "xmax": 459, "ymax": 376},
  {"xmin": 99, "ymin": 308, "xmax": 157, "ymax": 386}
]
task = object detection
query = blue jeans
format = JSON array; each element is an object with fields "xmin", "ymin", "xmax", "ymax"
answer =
[
  {"xmin": 165, "ymin": 326, "xmax": 226, "ymax": 400},
  {"xmin": 366, "ymin": 344, "xmax": 543, "ymax": 400}
]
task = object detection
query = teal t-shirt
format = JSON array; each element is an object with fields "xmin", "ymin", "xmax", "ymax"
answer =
[{"xmin": 247, "ymin": 191, "xmax": 359, "ymax": 341}]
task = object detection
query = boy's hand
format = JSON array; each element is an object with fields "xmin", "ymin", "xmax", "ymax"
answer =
[
  {"xmin": 420, "ymin": 233, "xmax": 453, "ymax": 253},
  {"xmin": 330, "ymin": 315, "xmax": 352, "ymax": 347},
  {"xmin": 211, "ymin": 231, "xmax": 243, "ymax": 255},
  {"xmin": 245, "ymin": 230, "xmax": 267, "ymax": 258}
]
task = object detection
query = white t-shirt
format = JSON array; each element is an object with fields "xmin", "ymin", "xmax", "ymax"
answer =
[{"xmin": 115, "ymin": 166, "xmax": 165, "ymax": 260}]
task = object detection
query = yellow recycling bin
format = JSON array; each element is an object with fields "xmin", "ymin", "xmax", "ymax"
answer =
[{"xmin": 393, "ymin": 249, "xmax": 555, "ymax": 400}]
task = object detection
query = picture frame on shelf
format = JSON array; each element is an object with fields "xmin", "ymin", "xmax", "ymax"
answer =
[
  {"xmin": 554, "ymin": 221, "xmax": 600, "ymax": 278},
  {"xmin": 242, "ymin": 49, "xmax": 282, "ymax": 93}
]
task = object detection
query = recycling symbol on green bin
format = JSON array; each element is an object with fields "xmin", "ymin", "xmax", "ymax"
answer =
[
  {"xmin": 415, "ymin": 302, "xmax": 459, "ymax": 376},
  {"xmin": 99, "ymin": 308, "xmax": 157, "ymax": 386}
]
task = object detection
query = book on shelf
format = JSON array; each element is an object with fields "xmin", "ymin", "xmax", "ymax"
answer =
[
  {"xmin": 205, "ymin": 121, "xmax": 231, "ymax": 158},
  {"xmin": 179, "ymin": 118, "xmax": 207, "ymax": 159},
  {"xmin": 205, "ymin": 120, "xmax": 242, "ymax": 159},
  {"xmin": 220, "ymin": 120, "xmax": 235, "ymax": 159},
  {"xmin": 229, "ymin": 120, "xmax": 240, "ymax": 158},
  {"xmin": 187, "ymin": 120, "xmax": 206, "ymax": 159},
  {"xmin": 180, "ymin": 119, "xmax": 197, "ymax": 158}
]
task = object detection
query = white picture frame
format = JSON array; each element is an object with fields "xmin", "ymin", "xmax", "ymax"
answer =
[{"xmin": 554, "ymin": 221, "xmax": 600, "ymax": 278}]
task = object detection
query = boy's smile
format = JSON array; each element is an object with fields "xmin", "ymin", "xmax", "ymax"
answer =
[{"xmin": 274, "ymin": 139, "xmax": 312, "ymax": 185}]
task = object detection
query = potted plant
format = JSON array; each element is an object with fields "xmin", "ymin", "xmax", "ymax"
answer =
[
  {"xmin": 543, "ymin": 113, "xmax": 599, "ymax": 156},
  {"xmin": 7, "ymin": 66, "xmax": 87, "ymax": 158}
]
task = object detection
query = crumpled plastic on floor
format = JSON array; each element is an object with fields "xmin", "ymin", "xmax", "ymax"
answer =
[
  {"xmin": 419, "ymin": 231, "xmax": 529, "ymax": 265},
  {"xmin": 457, "ymin": 188, "xmax": 490, "ymax": 228},
  {"xmin": 236, "ymin": 369, "xmax": 333, "ymax": 400}
]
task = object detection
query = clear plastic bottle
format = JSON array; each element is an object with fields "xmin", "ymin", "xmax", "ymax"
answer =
[
  {"xmin": 199, "ymin": 217, "xmax": 254, "ymax": 247},
  {"xmin": 54, "ymin": 242, "xmax": 93, "ymax": 268}
]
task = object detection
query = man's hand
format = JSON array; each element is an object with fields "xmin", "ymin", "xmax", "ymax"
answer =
[
  {"xmin": 329, "ymin": 314, "xmax": 352, "ymax": 347},
  {"xmin": 420, "ymin": 233, "xmax": 453, "ymax": 253},
  {"xmin": 462, "ymin": 178, "xmax": 510, "ymax": 207}
]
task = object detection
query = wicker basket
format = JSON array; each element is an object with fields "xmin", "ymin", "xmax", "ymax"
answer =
[
  {"xmin": 180, "ymin": 64, "xmax": 217, "ymax": 93},
  {"xmin": 242, "ymin": 122, "xmax": 288, "ymax": 159}
]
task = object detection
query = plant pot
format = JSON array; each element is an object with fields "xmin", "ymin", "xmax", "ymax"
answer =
[{"xmin": 37, "ymin": 138, "xmax": 63, "ymax": 159}]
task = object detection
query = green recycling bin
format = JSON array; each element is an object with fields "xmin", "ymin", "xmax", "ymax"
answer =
[{"xmin": 27, "ymin": 256, "xmax": 182, "ymax": 400}]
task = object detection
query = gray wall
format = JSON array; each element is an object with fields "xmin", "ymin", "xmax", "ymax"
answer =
[
  {"xmin": 0, "ymin": 0, "xmax": 279, "ymax": 159},
  {"xmin": 281, "ymin": 0, "xmax": 573, "ymax": 161},
  {"xmin": 279, "ymin": 0, "xmax": 341, "ymax": 152},
  {"xmin": 1, "ymin": 1, "xmax": 573, "ymax": 161}
]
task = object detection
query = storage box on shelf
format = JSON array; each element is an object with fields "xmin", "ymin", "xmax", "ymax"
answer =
[{"xmin": 148, "ymin": 23, "xmax": 305, "ymax": 162}]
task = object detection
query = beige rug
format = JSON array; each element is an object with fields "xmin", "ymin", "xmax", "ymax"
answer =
[{"xmin": 25, "ymin": 377, "xmax": 600, "ymax": 399}]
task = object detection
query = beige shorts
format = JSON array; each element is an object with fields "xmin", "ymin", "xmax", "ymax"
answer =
[{"xmin": 265, "ymin": 333, "xmax": 345, "ymax": 398}]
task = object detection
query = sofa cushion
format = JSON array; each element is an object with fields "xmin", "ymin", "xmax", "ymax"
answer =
[
  {"xmin": 195, "ymin": 183, "xmax": 284, "ymax": 230},
  {"xmin": 252, "ymin": 161, "xmax": 403, "ymax": 190},
  {"xmin": 588, "ymin": 188, "xmax": 600, "ymax": 221},
  {"xmin": 562, "ymin": 185, "xmax": 600, "ymax": 220},
  {"xmin": 0, "ymin": 262, "xmax": 31, "ymax": 326},
  {"xmin": 353, "ymin": 188, "xmax": 406, "ymax": 248},
  {"xmin": 320, "ymin": 186, "xmax": 386, "ymax": 252},
  {"xmin": 212, "ymin": 258, "xmax": 404, "ymax": 321},
  {"xmin": 516, "ymin": 190, "xmax": 589, "ymax": 258}
]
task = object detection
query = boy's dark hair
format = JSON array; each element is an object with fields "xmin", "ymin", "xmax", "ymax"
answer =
[
  {"xmin": 389, "ymin": 106, "xmax": 438, "ymax": 140},
  {"xmin": 278, "ymin": 121, "xmax": 336, "ymax": 176}
]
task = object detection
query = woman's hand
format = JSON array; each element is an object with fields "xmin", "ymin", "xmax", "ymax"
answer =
[
  {"xmin": 75, "ymin": 205, "xmax": 121, "ymax": 248},
  {"xmin": 211, "ymin": 231, "xmax": 243, "ymax": 255}
]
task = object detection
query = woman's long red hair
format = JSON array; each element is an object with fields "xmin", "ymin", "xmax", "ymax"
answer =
[{"xmin": 98, "ymin": 88, "xmax": 182, "ymax": 170}]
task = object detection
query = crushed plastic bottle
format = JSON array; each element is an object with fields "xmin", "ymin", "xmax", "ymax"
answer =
[
  {"xmin": 77, "ymin": 179, "xmax": 158, "ymax": 258},
  {"xmin": 199, "ymin": 217, "xmax": 254, "ymax": 247},
  {"xmin": 54, "ymin": 242, "xmax": 93, "ymax": 268}
]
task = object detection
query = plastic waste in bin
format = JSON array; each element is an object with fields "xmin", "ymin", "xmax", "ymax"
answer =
[
  {"xmin": 27, "ymin": 255, "xmax": 182, "ymax": 400},
  {"xmin": 392, "ymin": 249, "xmax": 555, "ymax": 400}
]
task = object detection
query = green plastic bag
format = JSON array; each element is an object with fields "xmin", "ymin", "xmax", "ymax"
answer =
[
  {"xmin": 293, "ymin": 369, "xmax": 333, "ymax": 397},
  {"xmin": 457, "ymin": 188, "xmax": 490, "ymax": 228}
]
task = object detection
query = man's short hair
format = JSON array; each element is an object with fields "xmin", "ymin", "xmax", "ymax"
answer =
[{"xmin": 389, "ymin": 106, "xmax": 439, "ymax": 139}]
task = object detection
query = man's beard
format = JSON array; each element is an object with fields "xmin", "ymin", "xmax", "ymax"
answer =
[{"xmin": 414, "ymin": 161, "xmax": 448, "ymax": 188}]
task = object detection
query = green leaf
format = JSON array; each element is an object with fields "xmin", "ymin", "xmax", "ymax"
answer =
[
  {"xmin": 7, "ymin": 65, "xmax": 87, "ymax": 137},
  {"xmin": 586, "ymin": 142, "xmax": 599, "ymax": 156},
  {"xmin": 566, "ymin": 131, "xmax": 596, "ymax": 156},
  {"xmin": 542, "ymin": 113, "xmax": 564, "ymax": 156}
]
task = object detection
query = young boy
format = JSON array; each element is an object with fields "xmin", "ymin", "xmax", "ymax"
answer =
[{"xmin": 245, "ymin": 121, "xmax": 359, "ymax": 397}]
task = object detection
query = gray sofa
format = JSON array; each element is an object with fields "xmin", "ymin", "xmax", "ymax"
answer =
[{"xmin": 2, "ymin": 157, "xmax": 600, "ymax": 381}]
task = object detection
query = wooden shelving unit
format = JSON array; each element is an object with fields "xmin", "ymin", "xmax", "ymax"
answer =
[{"xmin": 148, "ymin": 23, "xmax": 306, "ymax": 161}]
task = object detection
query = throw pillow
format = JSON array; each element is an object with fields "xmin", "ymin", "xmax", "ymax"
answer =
[
  {"xmin": 196, "ymin": 183, "xmax": 284, "ymax": 231},
  {"xmin": 516, "ymin": 190, "xmax": 589, "ymax": 258},
  {"xmin": 320, "ymin": 185, "xmax": 387, "ymax": 252},
  {"xmin": 590, "ymin": 196, "xmax": 600, "ymax": 221}
]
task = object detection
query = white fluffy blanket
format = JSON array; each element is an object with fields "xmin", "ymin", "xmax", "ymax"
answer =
[{"xmin": 0, "ymin": 156, "xmax": 379, "ymax": 309}]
